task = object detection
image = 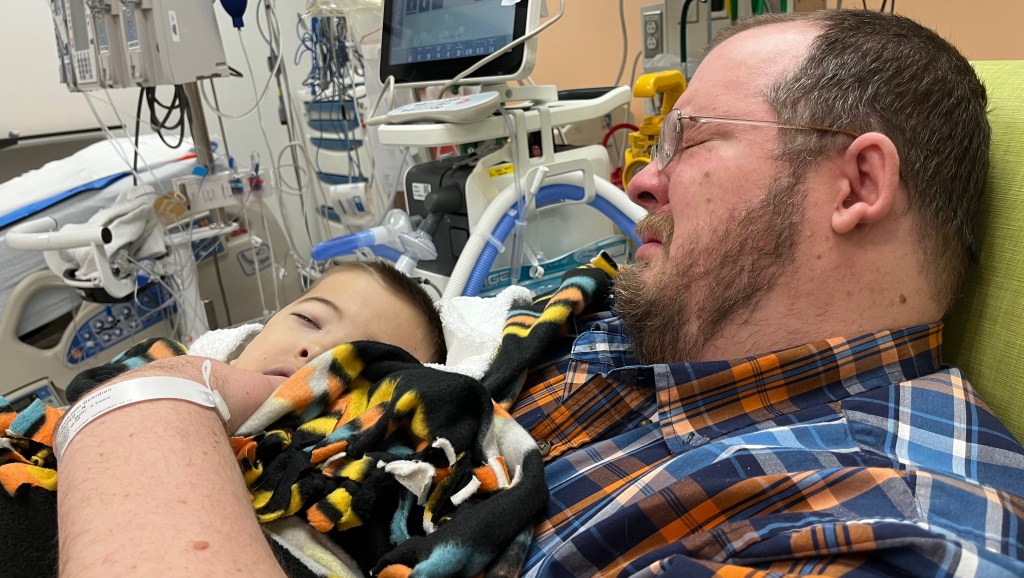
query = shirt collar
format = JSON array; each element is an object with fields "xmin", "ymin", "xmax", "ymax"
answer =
[{"xmin": 605, "ymin": 323, "xmax": 944, "ymax": 454}]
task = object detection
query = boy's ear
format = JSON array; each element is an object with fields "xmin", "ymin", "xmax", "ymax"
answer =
[{"xmin": 831, "ymin": 132, "xmax": 900, "ymax": 235}]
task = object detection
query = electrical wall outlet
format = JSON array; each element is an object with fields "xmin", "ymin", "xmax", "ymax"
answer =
[
  {"xmin": 710, "ymin": 0, "xmax": 728, "ymax": 20},
  {"xmin": 641, "ymin": 6, "xmax": 664, "ymax": 59}
]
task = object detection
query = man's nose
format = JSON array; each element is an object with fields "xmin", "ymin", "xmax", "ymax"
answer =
[{"xmin": 625, "ymin": 162, "xmax": 670, "ymax": 211}]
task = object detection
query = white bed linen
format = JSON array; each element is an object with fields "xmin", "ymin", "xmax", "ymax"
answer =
[{"xmin": 0, "ymin": 135, "xmax": 194, "ymax": 221}]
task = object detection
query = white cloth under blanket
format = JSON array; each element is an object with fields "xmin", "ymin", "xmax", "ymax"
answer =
[
  {"xmin": 430, "ymin": 285, "xmax": 533, "ymax": 379},
  {"xmin": 0, "ymin": 135, "xmax": 194, "ymax": 221},
  {"xmin": 189, "ymin": 323, "xmax": 263, "ymax": 361}
]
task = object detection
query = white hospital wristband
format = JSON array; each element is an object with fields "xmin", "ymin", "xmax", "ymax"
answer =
[{"xmin": 54, "ymin": 360, "xmax": 231, "ymax": 464}]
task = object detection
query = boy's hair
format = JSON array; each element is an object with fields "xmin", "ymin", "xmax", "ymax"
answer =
[{"xmin": 311, "ymin": 260, "xmax": 447, "ymax": 363}]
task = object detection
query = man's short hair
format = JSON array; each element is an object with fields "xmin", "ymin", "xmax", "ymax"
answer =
[
  {"xmin": 312, "ymin": 260, "xmax": 447, "ymax": 364},
  {"xmin": 711, "ymin": 11, "xmax": 990, "ymax": 310}
]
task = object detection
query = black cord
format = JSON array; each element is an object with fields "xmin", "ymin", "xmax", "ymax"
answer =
[
  {"xmin": 890, "ymin": 0, "xmax": 895, "ymax": 12},
  {"xmin": 147, "ymin": 86, "xmax": 176, "ymax": 110},
  {"xmin": 680, "ymin": 0, "xmax": 695, "ymax": 67},
  {"xmin": 211, "ymin": 249, "xmax": 233, "ymax": 326},
  {"xmin": 416, "ymin": 276, "xmax": 442, "ymax": 299},
  {"xmin": 145, "ymin": 86, "xmax": 186, "ymax": 149},
  {"xmin": 861, "ymin": 0, "xmax": 867, "ymax": 8},
  {"xmin": 133, "ymin": 88, "xmax": 144, "ymax": 186},
  {"xmin": 880, "ymin": 0, "xmax": 887, "ymax": 12}
]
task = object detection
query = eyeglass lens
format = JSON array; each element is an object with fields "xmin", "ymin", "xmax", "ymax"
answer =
[{"xmin": 657, "ymin": 109, "xmax": 682, "ymax": 171}]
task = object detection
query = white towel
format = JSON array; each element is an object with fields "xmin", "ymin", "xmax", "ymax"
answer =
[
  {"xmin": 189, "ymin": 323, "xmax": 263, "ymax": 362},
  {"xmin": 427, "ymin": 285, "xmax": 532, "ymax": 379}
]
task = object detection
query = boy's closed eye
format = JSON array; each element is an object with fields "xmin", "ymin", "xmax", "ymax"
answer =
[{"xmin": 290, "ymin": 312, "xmax": 322, "ymax": 330}]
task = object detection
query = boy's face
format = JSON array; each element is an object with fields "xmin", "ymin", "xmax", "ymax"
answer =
[{"xmin": 230, "ymin": 269, "xmax": 434, "ymax": 376}]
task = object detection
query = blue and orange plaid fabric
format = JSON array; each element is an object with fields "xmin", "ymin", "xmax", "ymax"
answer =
[{"xmin": 511, "ymin": 317, "xmax": 1024, "ymax": 577}]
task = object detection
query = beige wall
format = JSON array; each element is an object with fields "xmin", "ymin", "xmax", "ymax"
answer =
[
  {"xmin": 892, "ymin": 0, "xmax": 1024, "ymax": 61},
  {"xmin": 531, "ymin": 0, "xmax": 1024, "ymax": 92}
]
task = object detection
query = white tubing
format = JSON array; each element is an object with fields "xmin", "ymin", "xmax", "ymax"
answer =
[{"xmin": 441, "ymin": 174, "xmax": 645, "ymax": 299}]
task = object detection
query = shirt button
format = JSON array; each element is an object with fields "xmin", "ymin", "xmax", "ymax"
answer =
[{"xmin": 537, "ymin": 440, "xmax": 551, "ymax": 457}]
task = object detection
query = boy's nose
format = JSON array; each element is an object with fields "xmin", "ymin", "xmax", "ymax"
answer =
[
  {"xmin": 297, "ymin": 345, "xmax": 318, "ymax": 362},
  {"xmin": 297, "ymin": 339, "xmax": 333, "ymax": 365}
]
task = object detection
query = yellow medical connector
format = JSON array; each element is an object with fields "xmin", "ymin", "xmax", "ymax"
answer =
[{"xmin": 622, "ymin": 70, "xmax": 686, "ymax": 188}]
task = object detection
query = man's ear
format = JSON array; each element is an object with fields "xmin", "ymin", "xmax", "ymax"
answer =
[{"xmin": 831, "ymin": 132, "xmax": 901, "ymax": 235}]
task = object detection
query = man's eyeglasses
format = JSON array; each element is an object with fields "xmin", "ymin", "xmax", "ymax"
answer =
[{"xmin": 653, "ymin": 109, "xmax": 861, "ymax": 171}]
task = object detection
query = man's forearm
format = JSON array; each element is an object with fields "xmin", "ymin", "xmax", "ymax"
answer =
[{"xmin": 57, "ymin": 356, "xmax": 286, "ymax": 578}]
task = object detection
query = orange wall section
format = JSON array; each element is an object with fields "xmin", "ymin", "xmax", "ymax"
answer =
[
  {"xmin": 529, "ymin": 0, "xmax": 1024, "ymax": 92},
  {"xmin": 891, "ymin": 0, "xmax": 1024, "ymax": 61}
]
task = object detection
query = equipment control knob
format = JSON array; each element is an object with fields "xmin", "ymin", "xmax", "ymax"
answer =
[
  {"xmin": 112, "ymin": 328, "xmax": 123, "ymax": 337},
  {"xmin": 121, "ymin": 306, "xmax": 131, "ymax": 317},
  {"xmin": 101, "ymin": 334, "xmax": 111, "ymax": 342}
]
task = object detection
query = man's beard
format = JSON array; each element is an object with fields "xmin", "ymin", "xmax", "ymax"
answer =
[{"xmin": 613, "ymin": 172, "xmax": 806, "ymax": 364}]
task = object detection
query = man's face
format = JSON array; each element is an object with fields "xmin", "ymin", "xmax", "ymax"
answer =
[
  {"xmin": 616, "ymin": 24, "xmax": 818, "ymax": 363},
  {"xmin": 231, "ymin": 269, "xmax": 433, "ymax": 376}
]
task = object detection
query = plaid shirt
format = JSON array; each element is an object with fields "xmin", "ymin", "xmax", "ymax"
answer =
[{"xmin": 511, "ymin": 315, "xmax": 1024, "ymax": 577}]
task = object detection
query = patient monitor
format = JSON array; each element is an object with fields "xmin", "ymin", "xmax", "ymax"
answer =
[{"xmin": 380, "ymin": 0, "xmax": 539, "ymax": 88}]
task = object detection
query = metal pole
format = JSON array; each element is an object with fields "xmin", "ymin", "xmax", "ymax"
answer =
[{"xmin": 181, "ymin": 81, "xmax": 215, "ymax": 170}]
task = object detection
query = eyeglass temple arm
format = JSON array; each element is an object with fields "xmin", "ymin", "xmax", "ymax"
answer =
[{"xmin": 689, "ymin": 115, "xmax": 859, "ymax": 138}]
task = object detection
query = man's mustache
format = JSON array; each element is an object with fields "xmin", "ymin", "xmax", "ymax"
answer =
[{"xmin": 634, "ymin": 212, "xmax": 674, "ymax": 249}]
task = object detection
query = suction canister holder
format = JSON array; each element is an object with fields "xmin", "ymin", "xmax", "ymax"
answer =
[{"xmin": 623, "ymin": 70, "xmax": 686, "ymax": 188}]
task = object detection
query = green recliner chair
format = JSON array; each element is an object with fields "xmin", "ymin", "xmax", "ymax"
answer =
[{"xmin": 944, "ymin": 60, "xmax": 1024, "ymax": 441}]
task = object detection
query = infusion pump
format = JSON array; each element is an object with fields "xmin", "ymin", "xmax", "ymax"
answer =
[{"xmin": 49, "ymin": 0, "xmax": 229, "ymax": 91}]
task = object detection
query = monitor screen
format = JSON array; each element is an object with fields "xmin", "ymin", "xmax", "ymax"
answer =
[{"xmin": 380, "ymin": 0, "xmax": 537, "ymax": 87}]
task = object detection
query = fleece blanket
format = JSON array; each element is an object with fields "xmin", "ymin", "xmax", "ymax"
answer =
[{"xmin": 0, "ymin": 254, "xmax": 617, "ymax": 577}]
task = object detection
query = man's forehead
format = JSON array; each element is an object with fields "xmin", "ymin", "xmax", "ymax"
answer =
[{"xmin": 677, "ymin": 22, "xmax": 820, "ymax": 115}]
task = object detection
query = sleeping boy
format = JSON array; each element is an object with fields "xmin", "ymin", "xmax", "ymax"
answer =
[
  {"xmin": 55, "ymin": 258, "xmax": 544, "ymax": 576},
  {"xmin": 65, "ymin": 258, "xmax": 447, "ymax": 404},
  {"xmin": 204, "ymin": 258, "xmax": 446, "ymax": 378}
]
